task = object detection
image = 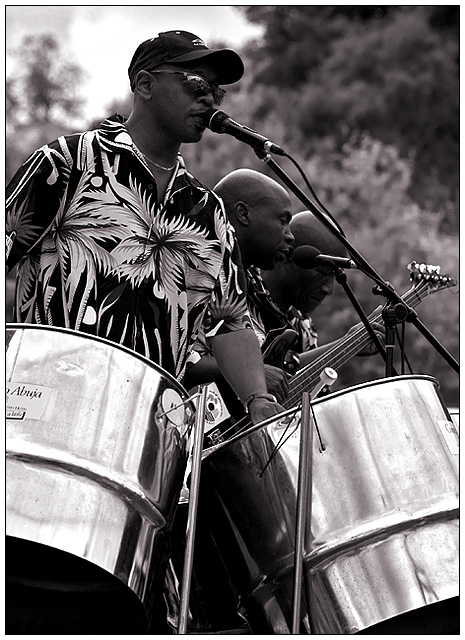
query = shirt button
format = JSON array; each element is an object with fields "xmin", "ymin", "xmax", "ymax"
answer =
[{"xmin": 147, "ymin": 183, "xmax": 154, "ymax": 190}]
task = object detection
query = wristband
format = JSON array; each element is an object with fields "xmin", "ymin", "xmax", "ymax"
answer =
[{"xmin": 244, "ymin": 392, "xmax": 277, "ymax": 413}]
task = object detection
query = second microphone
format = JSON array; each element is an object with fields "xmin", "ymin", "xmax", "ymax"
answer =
[{"xmin": 292, "ymin": 245, "xmax": 357, "ymax": 270}]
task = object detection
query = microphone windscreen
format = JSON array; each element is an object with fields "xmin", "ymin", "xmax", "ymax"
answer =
[
  {"xmin": 204, "ymin": 109, "xmax": 228, "ymax": 132},
  {"xmin": 291, "ymin": 245, "xmax": 321, "ymax": 269}
]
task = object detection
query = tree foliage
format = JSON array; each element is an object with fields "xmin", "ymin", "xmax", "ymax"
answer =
[
  {"xmin": 7, "ymin": 34, "xmax": 85, "ymax": 127},
  {"xmin": 6, "ymin": 34, "xmax": 86, "ymax": 184},
  {"xmin": 239, "ymin": 6, "xmax": 459, "ymax": 231},
  {"xmin": 305, "ymin": 135, "xmax": 459, "ymax": 404}
]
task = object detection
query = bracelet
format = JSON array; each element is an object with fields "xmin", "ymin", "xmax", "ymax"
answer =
[{"xmin": 244, "ymin": 392, "xmax": 277, "ymax": 412}]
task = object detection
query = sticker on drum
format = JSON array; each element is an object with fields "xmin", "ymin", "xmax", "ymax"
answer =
[
  {"xmin": 203, "ymin": 382, "xmax": 231, "ymax": 432},
  {"xmin": 437, "ymin": 420, "xmax": 459, "ymax": 455},
  {"xmin": 6, "ymin": 382, "xmax": 53, "ymax": 420},
  {"xmin": 161, "ymin": 388, "xmax": 185, "ymax": 427}
]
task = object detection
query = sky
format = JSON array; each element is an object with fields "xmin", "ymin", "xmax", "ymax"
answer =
[{"xmin": 5, "ymin": 5, "xmax": 263, "ymax": 123}]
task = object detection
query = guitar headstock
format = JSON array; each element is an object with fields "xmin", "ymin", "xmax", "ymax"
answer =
[{"xmin": 408, "ymin": 261, "xmax": 457, "ymax": 292}]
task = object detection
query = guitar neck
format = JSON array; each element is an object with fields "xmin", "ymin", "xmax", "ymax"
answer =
[
  {"xmin": 285, "ymin": 283, "xmax": 427, "ymax": 409},
  {"xmin": 204, "ymin": 266, "xmax": 454, "ymax": 443}
]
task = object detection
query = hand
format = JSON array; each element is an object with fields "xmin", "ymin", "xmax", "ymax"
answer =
[
  {"xmin": 248, "ymin": 397, "xmax": 286, "ymax": 425},
  {"xmin": 264, "ymin": 364, "xmax": 289, "ymax": 403},
  {"xmin": 355, "ymin": 321, "xmax": 385, "ymax": 356}
]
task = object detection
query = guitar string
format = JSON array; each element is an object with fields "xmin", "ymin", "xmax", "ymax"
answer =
[
  {"xmin": 287, "ymin": 280, "xmax": 431, "ymax": 403},
  {"xmin": 212, "ymin": 275, "xmax": 448, "ymax": 445},
  {"xmin": 288, "ymin": 274, "xmax": 452, "ymax": 402},
  {"xmin": 257, "ymin": 277, "xmax": 448, "ymax": 473},
  {"xmin": 217, "ymin": 280, "xmax": 430, "ymax": 440}
]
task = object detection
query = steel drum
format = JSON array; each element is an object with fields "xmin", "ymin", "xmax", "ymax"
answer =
[
  {"xmin": 200, "ymin": 375, "xmax": 459, "ymax": 634},
  {"xmin": 6, "ymin": 323, "xmax": 195, "ymax": 629}
]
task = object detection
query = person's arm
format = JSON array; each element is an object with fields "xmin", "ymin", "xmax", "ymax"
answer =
[
  {"xmin": 185, "ymin": 352, "xmax": 289, "ymax": 404},
  {"xmin": 184, "ymin": 355, "xmax": 223, "ymax": 387},
  {"xmin": 210, "ymin": 329, "xmax": 284, "ymax": 424}
]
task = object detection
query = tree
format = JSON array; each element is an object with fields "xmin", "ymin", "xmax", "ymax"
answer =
[
  {"xmin": 305, "ymin": 134, "xmax": 459, "ymax": 405},
  {"xmin": 238, "ymin": 6, "xmax": 459, "ymax": 231},
  {"xmin": 7, "ymin": 34, "xmax": 86, "ymax": 127},
  {"xmin": 6, "ymin": 34, "xmax": 86, "ymax": 184}
]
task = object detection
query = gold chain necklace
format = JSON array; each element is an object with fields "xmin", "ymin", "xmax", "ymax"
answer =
[{"xmin": 132, "ymin": 143, "xmax": 176, "ymax": 172}]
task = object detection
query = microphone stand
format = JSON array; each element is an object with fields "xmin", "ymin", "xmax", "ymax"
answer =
[
  {"xmin": 253, "ymin": 147, "xmax": 459, "ymax": 375},
  {"xmin": 378, "ymin": 291, "xmax": 410, "ymax": 377},
  {"xmin": 332, "ymin": 265, "xmax": 389, "ymax": 368}
]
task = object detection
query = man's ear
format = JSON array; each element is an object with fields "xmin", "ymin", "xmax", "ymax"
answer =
[
  {"xmin": 134, "ymin": 71, "xmax": 154, "ymax": 99},
  {"xmin": 234, "ymin": 201, "xmax": 250, "ymax": 226}
]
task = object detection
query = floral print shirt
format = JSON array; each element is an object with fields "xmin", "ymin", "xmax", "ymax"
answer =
[
  {"xmin": 245, "ymin": 267, "xmax": 289, "ymax": 347},
  {"xmin": 189, "ymin": 266, "xmax": 318, "ymax": 367},
  {"xmin": 6, "ymin": 114, "xmax": 251, "ymax": 381},
  {"xmin": 246, "ymin": 269, "xmax": 318, "ymax": 367},
  {"xmin": 286, "ymin": 306, "xmax": 319, "ymax": 352}
]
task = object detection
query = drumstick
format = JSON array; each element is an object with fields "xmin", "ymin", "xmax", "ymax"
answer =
[{"xmin": 310, "ymin": 367, "xmax": 338, "ymax": 401}]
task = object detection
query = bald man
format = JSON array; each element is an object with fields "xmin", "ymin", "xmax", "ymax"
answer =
[
  {"xmin": 183, "ymin": 175, "xmax": 382, "ymax": 429},
  {"xmin": 184, "ymin": 169, "xmax": 294, "ymax": 408}
]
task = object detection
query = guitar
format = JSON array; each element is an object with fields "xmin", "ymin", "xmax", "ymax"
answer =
[{"xmin": 201, "ymin": 262, "xmax": 457, "ymax": 447}]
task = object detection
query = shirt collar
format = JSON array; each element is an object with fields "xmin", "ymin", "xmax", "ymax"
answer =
[
  {"xmin": 287, "ymin": 305, "xmax": 304, "ymax": 321},
  {"xmin": 97, "ymin": 113, "xmax": 187, "ymax": 172},
  {"xmin": 98, "ymin": 114, "xmax": 133, "ymax": 153}
]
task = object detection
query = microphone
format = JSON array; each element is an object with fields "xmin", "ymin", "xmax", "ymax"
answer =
[
  {"xmin": 292, "ymin": 245, "xmax": 357, "ymax": 270},
  {"xmin": 204, "ymin": 109, "xmax": 286, "ymax": 156}
]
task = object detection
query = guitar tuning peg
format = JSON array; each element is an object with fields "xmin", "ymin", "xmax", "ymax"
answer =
[{"xmin": 421, "ymin": 263, "xmax": 440, "ymax": 275}]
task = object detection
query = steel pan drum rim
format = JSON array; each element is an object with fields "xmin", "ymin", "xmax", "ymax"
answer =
[
  {"xmin": 219, "ymin": 510, "xmax": 459, "ymax": 593},
  {"xmin": 304, "ymin": 508, "xmax": 459, "ymax": 570},
  {"xmin": 202, "ymin": 374, "xmax": 440, "ymax": 460},
  {"xmin": 6, "ymin": 322, "xmax": 192, "ymax": 403},
  {"xmin": 310, "ymin": 373, "xmax": 438, "ymax": 405},
  {"xmin": 239, "ymin": 513, "xmax": 459, "ymax": 632},
  {"xmin": 6, "ymin": 450, "xmax": 174, "ymax": 522}
]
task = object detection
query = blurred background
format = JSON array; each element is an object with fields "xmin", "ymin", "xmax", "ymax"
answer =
[{"xmin": 6, "ymin": 6, "xmax": 459, "ymax": 405}]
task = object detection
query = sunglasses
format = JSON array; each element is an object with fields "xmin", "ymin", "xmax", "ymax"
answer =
[{"xmin": 149, "ymin": 69, "xmax": 226, "ymax": 105}]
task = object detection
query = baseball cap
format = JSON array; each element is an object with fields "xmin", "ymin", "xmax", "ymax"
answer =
[{"xmin": 128, "ymin": 30, "xmax": 245, "ymax": 91}]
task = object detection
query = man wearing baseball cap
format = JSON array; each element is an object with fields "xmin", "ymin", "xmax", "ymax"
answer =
[
  {"xmin": 6, "ymin": 30, "xmax": 283, "ymax": 634},
  {"xmin": 128, "ymin": 30, "xmax": 244, "ymax": 90}
]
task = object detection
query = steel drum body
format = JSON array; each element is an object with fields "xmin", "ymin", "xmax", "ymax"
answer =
[
  {"xmin": 200, "ymin": 375, "xmax": 459, "ymax": 634},
  {"xmin": 6, "ymin": 323, "xmax": 195, "ymax": 626}
]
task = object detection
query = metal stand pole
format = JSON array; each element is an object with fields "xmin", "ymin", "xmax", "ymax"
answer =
[
  {"xmin": 177, "ymin": 385, "xmax": 208, "ymax": 635},
  {"xmin": 291, "ymin": 370, "xmax": 338, "ymax": 634},
  {"xmin": 291, "ymin": 391, "xmax": 313, "ymax": 634}
]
